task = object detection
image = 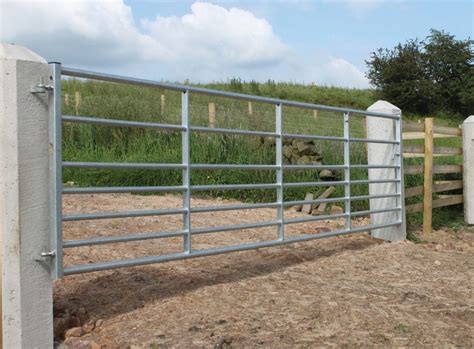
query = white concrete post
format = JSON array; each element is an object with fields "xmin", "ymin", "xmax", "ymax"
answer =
[
  {"xmin": 366, "ymin": 100, "xmax": 406, "ymax": 241},
  {"xmin": 463, "ymin": 115, "xmax": 474, "ymax": 225},
  {"xmin": 1, "ymin": 44, "xmax": 54, "ymax": 348}
]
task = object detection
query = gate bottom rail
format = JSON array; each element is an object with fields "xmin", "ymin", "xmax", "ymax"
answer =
[{"xmin": 62, "ymin": 221, "xmax": 401, "ymax": 275}]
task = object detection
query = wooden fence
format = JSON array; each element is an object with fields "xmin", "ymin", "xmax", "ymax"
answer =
[{"xmin": 403, "ymin": 118, "xmax": 463, "ymax": 234}]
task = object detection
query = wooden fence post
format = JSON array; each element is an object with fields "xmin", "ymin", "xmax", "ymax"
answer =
[
  {"xmin": 75, "ymin": 91, "xmax": 81, "ymax": 115},
  {"xmin": 160, "ymin": 94, "xmax": 165, "ymax": 116},
  {"xmin": 423, "ymin": 118, "xmax": 434, "ymax": 234},
  {"xmin": 208, "ymin": 102, "xmax": 216, "ymax": 128},
  {"xmin": 248, "ymin": 101, "xmax": 253, "ymax": 115}
]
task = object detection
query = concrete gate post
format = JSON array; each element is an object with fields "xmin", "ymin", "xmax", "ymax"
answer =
[
  {"xmin": 366, "ymin": 100, "xmax": 406, "ymax": 241},
  {"xmin": 1, "ymin": 43, "xmax": 54, "ymax": 348},
  {"xmin": 463, "ymin": 116, "xmax": 474, "ymax": 225}
]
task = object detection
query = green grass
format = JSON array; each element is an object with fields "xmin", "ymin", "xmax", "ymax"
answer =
[{"xmin": 61, "ymin": 78, "xmax": 464, "ymax": 226}]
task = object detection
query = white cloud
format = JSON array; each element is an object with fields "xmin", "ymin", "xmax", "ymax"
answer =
[{"xmin": 0, "ymin": 0, "xmax": 369, "ymax": 88}]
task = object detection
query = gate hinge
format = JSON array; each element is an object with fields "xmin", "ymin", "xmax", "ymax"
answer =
[
  {"xmin": 35, "ymin": 249, "xmax": 56, "ymax": 261},
  {"xmin": 31, "ymin": 83, "xmax": 54, "ymax": 94}
]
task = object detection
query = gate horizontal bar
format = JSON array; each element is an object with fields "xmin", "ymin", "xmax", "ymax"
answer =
[
  {"xmin": 62, "ymin": 221, "xmax": 402, "ymax": 275},
  {"xmin": 351, "ymin": 193, "xmax": 400, "ymax": 201},
  {"xmin": 350, "ymin": 164, "xmax": 400, "ymax": 169},
  {"xmin": 62, "ymin": 115, "xmax": 185, "ymax": 131},
  {"xmin": 350, "ymin": 207, "xmax": 401, "ymax": 217},
  {"xmin": 351, "ymin": 179, "xmax": 400, "ymax": 185},
  {"xmin": 284, "ymin": 165, "xmax": 347, "ymax": 170},
  {"xmin": 63, "ymin": 230, "xmax": 185, "ymax": 248},
  {"xmin": 283, "ymin": 196, "xmax": 346, "ymax": 207},
  {"xmin": 190, "ymin": 164, "xmax": 278, "ymax": 170},
  {"xmin": 285, "ymin": 212, "xmax": 348, "ymax": 224},
  {"xmin": 190, "ymin": 126, "xmax": 279, "ymax": 138},
  {"xmin": 283, "ymin": 180, "xmax": 347, "ymax": 188},
  {"xmin": 63, "ymin": 186, "xmax": 186, "ymax": 194},
  {"xmin": 191, "ymin": 183, "xmax": 279, "ymax": 191},
  {"xmin": 192, "ymin": 220, "xmax": 280, "ymax": 235},
  {"xmin": 63, "ymin": 161, "xmax": 185, "ymax": 170},
  {"xmin": 191, "ymin": 202, "xmax": 280, "ymax": 213},
  {"xmin": 61, "ymin": 67, "xmax": 398, "ymax": 119},
  {"xmin": 349, "ymin": 137, "xmax": 399, "ymax": 144},
  {"xmin": 63, "ymin": 208, "xmax": 186, "ymax": 222},
  {"xmin": 282, "ymin": 133, "xmax": 346, "ymax": 142}
]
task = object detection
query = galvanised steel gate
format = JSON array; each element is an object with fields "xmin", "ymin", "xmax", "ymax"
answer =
[{"xmin": 48, "ymin": 63, "xmax": 405, "ymax": 279}]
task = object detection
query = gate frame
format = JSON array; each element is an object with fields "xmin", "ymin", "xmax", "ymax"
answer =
[{"xmin": 48, "ymin": 64, "xmax": 406, "ymax": 278}]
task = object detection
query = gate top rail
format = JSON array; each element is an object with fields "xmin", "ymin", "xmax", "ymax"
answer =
[{"xmin": 61, "ymin": 67, "xmax": 399, "ymax": 120}]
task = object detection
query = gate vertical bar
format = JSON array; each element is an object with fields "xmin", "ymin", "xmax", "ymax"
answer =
[
  {"xmin": 275, "ymin": 103, "xmax": 284, "ymax": 240},
  {"xmin": 49, "ymin": 62, "xmax": 63, "ymax": 278},
  {"xmin": 343, "ymin": 112, "xmax": 351, "ymax": 230},
  {"xmin": 394, "ymin": 113, "xmax": 406, "ymax": 234},
  {"xmin": 182, "ymin": 90, "xmax": 191, "ymax": 253}
]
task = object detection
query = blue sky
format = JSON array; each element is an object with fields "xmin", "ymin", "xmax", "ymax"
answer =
[{"xmin": 1, "ymin": 0, "xmax": 472, "ymax": 88}]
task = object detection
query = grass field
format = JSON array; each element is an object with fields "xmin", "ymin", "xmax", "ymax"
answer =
[{"xmin": 61, "ymin": 78, "xmax": 464, "ymax": 226}]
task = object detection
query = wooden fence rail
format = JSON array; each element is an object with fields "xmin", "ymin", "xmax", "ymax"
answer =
[{"xmin": 403, "ymin": 118, "xmax": 463, "ymax": 234}]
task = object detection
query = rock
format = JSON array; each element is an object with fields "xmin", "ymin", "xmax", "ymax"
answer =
[
  {"xmin": 95, "ymin": 319, "xmax": 104, "ymax": 328},
  {"xmin": 292, "ymin": 205, "xmax": 303, "ymax": 212},
  {"xmin": 319, "ymin": 169, "xmax": 333, "ymax": 179},
  {"xmin": 282, "ymin": 145, "xmax": 293, "ymax": 159},
  {"xmin": 435, "ymin": 244, "xmax": 443, "ymax": 252},
  {"xmin": 263, "ymin": 136, "xmax": 275, "ymax": 146},
  {"xmin": 64, "ymin": 326, "xmax": 84, "ymax": 339},
  {"xmin": 434, "ymin": 260, "xmax": 441, "ymax": 266},
  {"xmin": 312, "ymin": 203, "xmax": 327, "ymax": 215},
  {"xmin": 309, "ymin": 155, "xmax": 322, "ymax": 164},
  {"xmin": 331, "ymin": 205, "xmax": 344, "ymax": 214},
  {"xmin": 302, "ymin": 193, "xmax": 314, "ymax": 214},
  {"xmin": 82, "ymin": 319, "xmax": 96, "ymax": 333},
  {"xmin": 296, "ymin": 155, "xmax": 312, "ymax": 165}
]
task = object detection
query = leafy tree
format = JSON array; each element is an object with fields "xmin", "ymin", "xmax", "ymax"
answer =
[{"xmin": 366, "ymin": 29, "xmax": 473, "ymax": 116}]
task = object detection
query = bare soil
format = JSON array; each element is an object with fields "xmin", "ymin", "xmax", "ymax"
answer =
[{"xmin": 55, "ymin": 194, "xmax": 474, "ymax": 348}]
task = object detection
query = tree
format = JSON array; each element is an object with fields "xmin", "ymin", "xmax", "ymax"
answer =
[{"xmin": 366, "ymin": 29, "xmax": 473, "ymax": 116}]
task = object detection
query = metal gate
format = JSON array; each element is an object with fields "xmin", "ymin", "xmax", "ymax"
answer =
[{"xmin": 48, "ymin": 63, "xmax": 405, "ymax": 279}]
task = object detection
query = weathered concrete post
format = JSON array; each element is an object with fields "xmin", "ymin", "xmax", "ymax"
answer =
[
  {"xmin": 1, "ymin": 44, "xmax": 54, "ymax": 348},
  {"xmin": 366, "ymin": 100, "xmax": 406, "ymax": 241},
  {"xmin": 463, "ymin": 115, "xmax": 474, "ymax": 225}
]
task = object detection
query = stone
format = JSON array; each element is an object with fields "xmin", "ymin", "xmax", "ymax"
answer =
[
  {"xmin": 319, "ymin": 169, "xmax": 333, "ymax": 179},
  {"xmin": 82, "ymin": 320, "xmax": 96, "ymax": 333},
  {"xmin": 263, "ymin": 136, "xmax": 275, "ymax": 146},
  {"xmin": 302, "ymin": 193, "xmax": 314, "ymax": 214},
  {"xmin": 64, "ymin": 327, "xmax": 84, "ymax": 339},
  {"xmin": 331, "ymin": 205, "xmax": 344, "ymax": 214},
  {"xmin": 95, "ymin": 319, "xmax": 104, "ymax": 328},
  {"xmin": 296, "ymin": 155, "xmax": 312, "ymax": 165},
  {"xmin": 312, "ymin": 203, "xmax": 327, "ymax": 216},
  {"xmin": 282, "ymin": 145, "xmax": 293, "ymax": 159}
]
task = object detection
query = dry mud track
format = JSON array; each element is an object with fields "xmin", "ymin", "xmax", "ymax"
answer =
[{"xmin": 55, "ymin": 194, "xmax": 474, "ymax": 348}]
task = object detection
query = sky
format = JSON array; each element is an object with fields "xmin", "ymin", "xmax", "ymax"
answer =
[{"xmin": 0, "ymin": 0, "xmax": 472, "ymax": 88}]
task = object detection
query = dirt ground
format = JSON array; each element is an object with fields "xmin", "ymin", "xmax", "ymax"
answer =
[{"xmin": 55, "ymin": 194, "xmax": 474, "ymax": 348}]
